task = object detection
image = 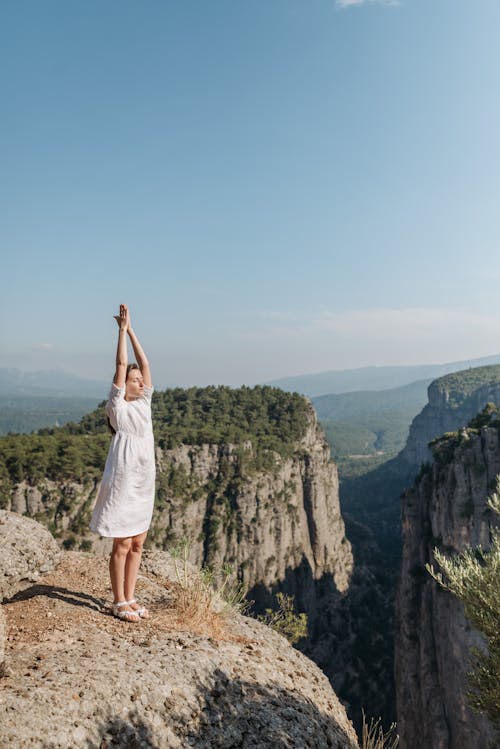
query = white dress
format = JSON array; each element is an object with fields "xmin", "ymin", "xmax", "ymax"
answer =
[{"xmin": 90, "ymin": 383, "xmax": 156, "ymax": 538}]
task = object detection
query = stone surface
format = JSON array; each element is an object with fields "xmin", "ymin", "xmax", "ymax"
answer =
[
  {"xmin": 0, "ymin": 510, "xmax": 61, "ymax": 601},
  {"xmin": 396, "ymin": 427, "xmax": 499, "ymax": 749},
  {"xmin": 0, "ymin": 534, "xmax": 359, "ymax": 748}
]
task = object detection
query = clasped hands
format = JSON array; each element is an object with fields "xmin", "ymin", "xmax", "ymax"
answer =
[{"xmin": 114, "ymin": 303, "xmax": 131, "ymax": 332}]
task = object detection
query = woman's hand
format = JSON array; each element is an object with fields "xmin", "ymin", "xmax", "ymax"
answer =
[{"xmin": 113, "ymin": 303, "xmax": 130, "ymax": 331}]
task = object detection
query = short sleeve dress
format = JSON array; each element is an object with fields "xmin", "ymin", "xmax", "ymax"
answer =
[{"xmin": 90, "ymin": 382, "xmax": 156, "ymax": 538}]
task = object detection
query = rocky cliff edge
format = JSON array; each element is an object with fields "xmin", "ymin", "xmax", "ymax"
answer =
[{"xmin": 0, "ymin": 511, "xmax": 358, "ymax": 749}]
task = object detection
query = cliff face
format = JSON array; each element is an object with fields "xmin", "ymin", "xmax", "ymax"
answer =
[
  {"xmin": 396, "ymin": 427, "xmax": 499, "ymax": 749},
  {"xmin": 6, "ymin": 409, "xmax": 353, "ymax": 611},
  {"xmin": 402, "ymin": 372, "xmax": 500, "ymax": 468}
]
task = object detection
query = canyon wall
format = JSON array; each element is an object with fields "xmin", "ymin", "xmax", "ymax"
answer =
[
  {"xmin": 396, "ymin": 425, "xmax": 498, "ymax": 749},
  {"xmin": 402, "ymin": 367, "xmax": 500, "ymax": 468}
]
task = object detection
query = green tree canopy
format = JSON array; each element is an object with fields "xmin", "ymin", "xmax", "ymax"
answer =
[{"xmin": 0, "ymin": 386, "xmax": 311, "ymax": 495}]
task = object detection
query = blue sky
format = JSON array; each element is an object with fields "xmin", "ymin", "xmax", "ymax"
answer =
[{"xmin": 2, "ymin": 0, "xmax": 500, "ymax": 386}]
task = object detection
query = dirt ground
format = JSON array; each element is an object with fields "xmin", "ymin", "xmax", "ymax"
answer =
[{"xmin": 3, "ymin": 551, "xmax": 248, "ymax": 658}]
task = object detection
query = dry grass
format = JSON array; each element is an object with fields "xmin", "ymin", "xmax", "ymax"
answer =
[
  {"xmin": 172, "ymin": 578, "xmax": 219, "ymax": 631},
  {"xmin": 361, "ymin": 713, "xmax": 399, "ymax": 749},
  {"xmin": 169, "ymin": 539, "xmax": 250, "ymax": 636}
]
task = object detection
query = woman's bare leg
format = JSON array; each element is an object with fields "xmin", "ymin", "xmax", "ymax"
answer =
[
  {"xmin": 109, "ymin": 537, "xmax": 139, "ymax": 621},
  {"xmin": 124, "ymin": 531, "xmax": 150, "ymax": 618}
]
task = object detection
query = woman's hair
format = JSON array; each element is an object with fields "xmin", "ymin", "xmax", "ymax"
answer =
[
  {"xmin": 126, "ymin": 363, "xmax": 140, "ymax": 379},
  {"xmin": 107, "ymin": 364, "xmax": 142, "ymax": 434}
]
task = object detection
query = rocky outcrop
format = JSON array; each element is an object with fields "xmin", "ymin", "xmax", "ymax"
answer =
[
  {"xmin": 154, "ymin": 414, "xmax": 352, "ymax": 605},
  {"xmin": 402, "ymin": 366, "xmax": 500, "ymax": 468},
  {"xmin": 396, "ymin": 427, "xmax": 499, "ymax": 749},
  {"xmin": 0, "ymin": 514, "xmax": 359, "ymax": 749},
  {"xmin": 0, "ymin": 511, "xmax": 61, "ymax": 673},
  {"xmin": 0, "ymin": 510, "xmax": 61, "ymax": 600}
]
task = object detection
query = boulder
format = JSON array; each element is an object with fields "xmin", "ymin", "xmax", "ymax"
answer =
[{"xmin": 0, "ymin": 510, "xmax": 61, "ymax": 601}]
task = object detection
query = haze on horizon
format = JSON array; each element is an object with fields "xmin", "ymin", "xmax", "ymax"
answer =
[{"xmin": 2, "ymin": 1, "xmax": 500, "ymax": 387}]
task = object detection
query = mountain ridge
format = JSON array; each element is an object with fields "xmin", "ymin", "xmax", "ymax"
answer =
[
  {"xmin": 265, "ymin": 354, "xmax": 500, "ymax": 396},
  {"xmin": 0, "ymin": 367, "xmax": 108, "ymax": 398},
  {"xmin": 5, "ymin": 352, "xmax": 500, "ymax": 402}
]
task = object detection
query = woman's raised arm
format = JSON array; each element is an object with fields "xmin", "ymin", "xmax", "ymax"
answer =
[
  {"xmin": 127, "ymin": 312, "xmax": 152, "ymax": 388},
  {"xmin": 113, "ymin": 304, "xmax": 129, "ymax": 387}
]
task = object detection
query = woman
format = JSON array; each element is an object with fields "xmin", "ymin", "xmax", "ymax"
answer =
[{"xmin": 90, "ymin": 304, "xmax": 156, "ymax": 622}]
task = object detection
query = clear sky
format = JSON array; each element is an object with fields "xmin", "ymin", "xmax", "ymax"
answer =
[{"xmin": 2, "ymin": 0, "xmax": 500, "ymax": 387}]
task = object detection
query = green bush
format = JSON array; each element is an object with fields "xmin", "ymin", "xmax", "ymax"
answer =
[{"xmin": 258, "ymin": 592, "xmax": 308, "ymax": 645}]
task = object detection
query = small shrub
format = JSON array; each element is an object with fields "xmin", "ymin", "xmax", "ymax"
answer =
[
  {"xmin": 169, "ymin": 538, "xmax": 250, "ymax": 632},
  {"xmin": 258, "ymin": 592, "xmax": 308, "ymax": 645}
]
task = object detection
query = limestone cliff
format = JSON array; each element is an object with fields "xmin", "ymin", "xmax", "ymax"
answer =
[
  {"xmin": 401, "ymin": 365, "xmax": 500, "ymax": 468},
  {"xmin": 0, "ymin": 511, "xmax": 359, "ymax": 749},
  {"xmin": 396, "ymin": 426, "xmax": 499, "ymax": 749}
]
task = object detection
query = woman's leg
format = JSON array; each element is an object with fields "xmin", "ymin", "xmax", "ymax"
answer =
[
  {"xmin": 109, "ymin": 537, "xmax": 139, "ymax": 621},
  {"xmin": 124, "ymin": 531, "xmax": 150, "ymax": 617}
]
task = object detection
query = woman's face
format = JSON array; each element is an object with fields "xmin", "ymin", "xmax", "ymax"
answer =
[{"xmin": 125, "ymin": 369, "xmax": 144, "ymax": 400}]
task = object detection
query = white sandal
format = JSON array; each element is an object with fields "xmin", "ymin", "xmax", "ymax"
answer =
[
  {"xmin": 112, "ymin": 601, "xmax": 141, "ymax": 622},
  {"xmin": 126, "ymin": 598, "xmax": 150, "ymax": 619}
]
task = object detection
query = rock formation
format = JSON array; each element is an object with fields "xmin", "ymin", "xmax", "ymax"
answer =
[
  {"xmin": 0, "ymin": 510, "xmax": 62, "ymax": 674},
  {"xmin": 0, "ymin": 512, "xmax": 359, "ymax": 749},
  {"xmin": 0, "ymin": 510, "xmax": 61, "ymax": 600},
  {"xmin": 396, "ymin": 426, "xmax": 499, "ymax": 749},
  {"xmin": 401, "ymin": 365, "xmax": 500, "ymax": 468}
]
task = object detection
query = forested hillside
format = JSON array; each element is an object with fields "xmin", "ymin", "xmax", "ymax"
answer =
[
  {"xmin": 0, "ymin": 386, "xmax": 310, "ymax": 504},
  {"xmin": 314, "ymin": 379, "xmax": 429, "ymax": 474}
]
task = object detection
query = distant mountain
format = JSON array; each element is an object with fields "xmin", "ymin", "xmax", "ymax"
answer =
[
  {"xmin": 312, "ymin": 379, "xmax": 430, "ymax": 421},
  {"xmin": 0, "ymin": 368, "xmax": 108, "ymax": 398},
  {"xmin": 265, "ymin": 354, "xmax": 500, "ymax": 397},
  {"xmin": 313, "ymin": 380, "xmax": 431, "ymax": 462}
]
